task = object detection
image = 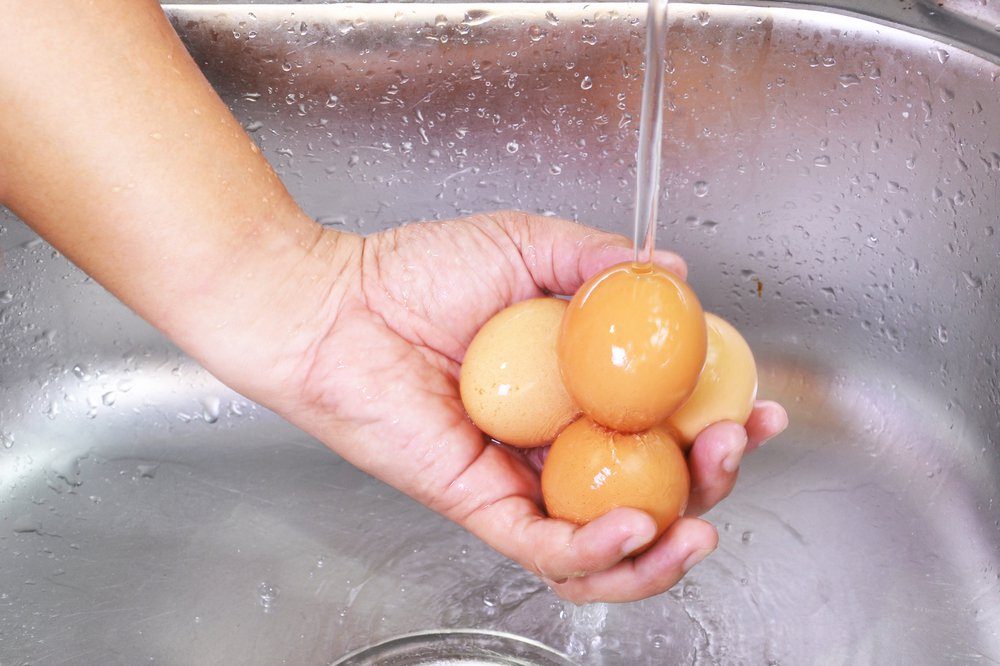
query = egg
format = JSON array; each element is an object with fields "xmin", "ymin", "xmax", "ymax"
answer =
[
  {"xmin": 541, "ymin": 416, "xmax": 689, "ymax": 551},
  {"xmin": 557, "ymin": 262, "xmax": 708, "ymax": 433},
  {"xmin": 666, "ymin": 313, "xmax": 758, "ymax": 449},
  {"xmin": 460, "ymin": 298, "xmax": 580, "ymax": 447}
]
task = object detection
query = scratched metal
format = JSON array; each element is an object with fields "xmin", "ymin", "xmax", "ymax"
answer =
[{"xmin": 0, "ymin": 3, "xmax": 998, "ymax": 664}]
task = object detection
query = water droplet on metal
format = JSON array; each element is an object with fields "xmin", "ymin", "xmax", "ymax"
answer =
[
  {"xmin": 930, "ymin": 46, "xmax": 950, "ymax": 64},
  {"xmin": 528, "ymin": 25, "xmax": 547, "ymax": 42},
  {"xmin": 202, "ymin": 396, "xmax": 221, "ymax": 424},
  {"xmin": 257, "ymin": 582, "xmax": 278, "ymax": 611}
]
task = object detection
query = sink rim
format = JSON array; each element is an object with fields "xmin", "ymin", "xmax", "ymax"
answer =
[{"xmin": 160, "ymin": 1, "xmax": 1000, "ymax": 64}]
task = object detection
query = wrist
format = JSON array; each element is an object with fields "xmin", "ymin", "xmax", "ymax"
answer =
[{"xmin": 173, "ymin": 210, "xmax": 363, "ymax": 406}]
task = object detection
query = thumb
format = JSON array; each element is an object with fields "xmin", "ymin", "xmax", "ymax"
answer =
[{"xmin": 477, "ymin": 211, "xmax": 688, "ymax": 296}]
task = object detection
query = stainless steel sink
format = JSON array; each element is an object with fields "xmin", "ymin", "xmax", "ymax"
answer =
[{"xmin": 2, "ymin": 2, "xmax": 998, "ymax": 664}]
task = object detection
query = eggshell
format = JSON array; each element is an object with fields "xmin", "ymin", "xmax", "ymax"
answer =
[
  {"xmin": 541, "ymin": 416, "xmax": 689, "ymax": 551},
  {"xmin": 558, "ymin": 262, "xmax": 707, "ymax": 433},
  {"xmin": 666, "ymin": 313, "xmax": 758, "ymax": 449},
  {"xmin": 460, "ymin": 298, "xmax": 579, "ymax": 447}
]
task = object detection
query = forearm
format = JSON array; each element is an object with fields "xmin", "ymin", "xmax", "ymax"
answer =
[{"xmin": 0, "ymin": 0, "xmax": 359, "ymax": 399}]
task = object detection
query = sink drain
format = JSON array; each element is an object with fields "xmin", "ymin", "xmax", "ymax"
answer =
[{"xmin": 331, "ymin": 630, "xmax": 576, "ymax": 666}]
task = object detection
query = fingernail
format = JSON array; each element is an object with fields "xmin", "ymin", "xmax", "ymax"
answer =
[
  {"xmin": 682, "ymin": 547, "xmax": 714, "ymax": 573},
  {"xmin": 621, "ymin": 528, "xmax": 655, "ymax": 557},
  {"xmin": 721, "ymin": 434, "xmax": 748, "ymax": 474}
]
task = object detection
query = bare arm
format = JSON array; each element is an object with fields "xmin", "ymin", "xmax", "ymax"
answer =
[{"xmin": 0, "ymin": 0, "xmax": 357, "ymax": 400}]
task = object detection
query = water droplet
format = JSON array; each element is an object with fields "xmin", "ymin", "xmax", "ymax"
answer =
[
  {"xmin": 693, "ymin": 181, "xmax": 709, "ymax": 197},
  {"xmin": 138, "ymin": 464, "xmax": 159, "ymax": 479},
  {"xmin": 201, "ymin": 396, "xmax": 221, "ymax": 424},
  {"xmin": 463, "ymin": 9, "xmax": 492, "ymax": 26},
  {"xmin": 930, "ymin": 46, "xmax": 950, "ymax": 64},
  {"xmin": 281, "ymin": 62, "xmax": 293, "ymax": 73},
  {"xmin": 528, "ymin": 25, "xmax": 547, "ymax": 41},
  {"xmin": 13, "ymin": 516, "xmax": 41, "ymax": 534},
  {"xmin": 813, "ymin": 155, "xmax": 831, "ymax": 167},
  {"xmin": 1, "ymin": 431, "xmax": 14, "ymax": 449},
  {"xmin": 580, "ymin": 75, "xmax": 593, "ymax": 90},
  {"xmin": 544, "ymin": 10, "xmax": 559, "ymax": 25},
  {"xmin": 244, "ymin": 121, "xmax": 264, "ymax": 133},
  {"xmin": 0, "ymin": 290, "xmax": 12, "ymax": 304},
  {"xmin": 482, "ymin": 589, "xmax": 500, "ymax": 607},
  {"xmin": 695, "ymin": 10, "xmax": 710, "ymax": 26},
  {"xmin": 937, "ymin": 325, "xmax": 949, "ymax": 344},
  {"xmin": 505, "ymin": 140, "xmax": 519, "ymax": 154},
  {"xmin": 257, "ymin": 582, "xmax": 278, "ymax": 611},
  {"xmin": 838, "ymin": 74, "xmax": 861, "ymax": 88},
  {"xmin": 49, "ymin": 452, "xmax": 86, "ymax": 487},
  {"xmin": 962, "ymin": 272, "xmax": 982, "ymax": 289}
]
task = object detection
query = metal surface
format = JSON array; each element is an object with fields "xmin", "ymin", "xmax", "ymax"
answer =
[
  {"xmin": 332, "ymin": 630, "xmax": 576, "ymax": 665},
  {"xmin": 1, "ymin": 3, "xmax": 998, "ymax": 664}
]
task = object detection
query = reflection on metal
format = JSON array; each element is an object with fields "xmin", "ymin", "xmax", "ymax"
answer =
[{"xmin": 1, "ymin": 3, "xmax": 998, "ymax": 664}]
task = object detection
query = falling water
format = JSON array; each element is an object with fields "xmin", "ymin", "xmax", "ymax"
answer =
[{"xmin": 632, "ymin": 0, "xmax": 670, "ymax": 267}]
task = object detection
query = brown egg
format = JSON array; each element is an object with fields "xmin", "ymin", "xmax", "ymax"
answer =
[
  {"xmin": 541, "ymin": 416, "xmax": 689, "ymax": 550},
  {"xmin": 666, "ymin": 313, "xmax": 758, "ymax": 449},
  {"xmin": 460, "ymin": 298, "xmax": 580, "ymax": 447},
  {"xmin": 558, "ymin": 262, "xmax": 708, "ymax": 433}
]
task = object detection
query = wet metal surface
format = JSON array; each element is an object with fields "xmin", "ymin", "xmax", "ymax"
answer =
[{"xmin": 1, "ymin": 3, "xmax": 998, "ymax": 664}]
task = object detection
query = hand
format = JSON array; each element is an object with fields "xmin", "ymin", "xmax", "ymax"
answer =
[{"xmin": 267, "ymin": 211, "xmax": 788, "ymax": 603}]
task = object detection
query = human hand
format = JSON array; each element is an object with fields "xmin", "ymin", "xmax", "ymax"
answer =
[{"xmin": 265, "ymin": 211, "xmax": 788, "ymax": 603}]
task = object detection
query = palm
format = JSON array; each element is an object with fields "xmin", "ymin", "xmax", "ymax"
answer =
[
  {"xmin": 302, "ymin": 216, "xmax": 551, "ymax": 521},
  {"xmin": 295, "ymin": 212, "xmax": 787, "ymax": 603}
]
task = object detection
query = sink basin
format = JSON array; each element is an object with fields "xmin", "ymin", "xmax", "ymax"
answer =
[{"xmin": 1, "ymin": 2, "xmax": 998, "ymax": 663}]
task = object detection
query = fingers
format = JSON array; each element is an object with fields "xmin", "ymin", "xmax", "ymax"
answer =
[
  {"xmin": 685, "ymin": 421, "xmax": 747, "ymax": 516},
  {"xmin": 684, "ymin": 402, "xmax": 789, "ymax": 516},
  {"xmin": 530, "ymin": 507, "xmax": 659, "ymax": 581},
  {"xmin": 548, "ymin": 517, "xmax": 718, "ymax": 604},
  {"xmin": 481, "ymin": 211, "xmax": 687, "ymax": 296},
  {"xmin": 745, "ymin": 399, "xmax": 789, "ymax": 452},
  {"xmin": 523, "ymin": 444, "xmax": 550, "ymax": 473},
  {"xmin": 463, "ymin": 496, "xmax": 659, "ymax": 582}
]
